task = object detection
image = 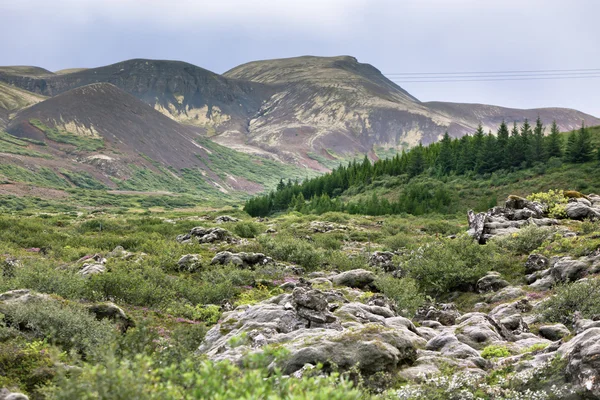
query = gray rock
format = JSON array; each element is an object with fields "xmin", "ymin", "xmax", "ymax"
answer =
[
  {"xmin": 486, "ymin": 286, "xmax": 525, "ymax": 303},
  {"xmin": 177, "ymin": 254, "xmax": 203, "ymax": 272},
  {"xmin": 215, "ymin": 215, "xmax": 239, "ymax": 224},
  {"xmin": 416, "ymin": 303, "xmax": 461, "ymax": 326},
  {"xmin": 551, "ymin": 257, "xmax": 590, "ymax": 282},
  {"xmin": 79, "ymin": 263, "xmax": 106, "ymax": 276},
  {"xmin": 476, "ymin": 272, "xmax": 510, "ymax": 293},
  {"xmin": 565, "ymin": 202, "xmax": 600, "ymax": 220},
  {"xmin": 538, "ymin": 324, "xmax": 570, "ymax": 341},
  {"xmin": 426, "ymin": 332, "xmax": 481, "ymax": 359},
  {"xmin": 0, "ymin": 290, "xmax": 53, "ymax": 311},
  {"xmin": 575, "ymin": 318, "xmax": 600, "ymax": 334},
  {"xmin": 368, "ymin": 251, "xmax": 397, "ymax": 272},
  {"xmin": 0, "ymin": 389, "xmax": 28, "ymax": 400},
  {"xmin": 177, "ymin": 226, "xmax": 234, "ymax": 244},
  {"xmin": 454, "ymin": 313, "xmax": 509, "ymax": 350},
  {"xmin": 525, "ymin": 254, "xmax": 550, "ymax": 273},
  {"xmin": 197, "ymin": 289, "xmax": 419, "ymax": 377},
  {"xmin": 88, "ymin": 302, "xmax": 135, "ymax": 332},
  {"xmin": 210, "ymin": 251, "xmax": 271, "ymax": 268},
  {"xmin": 467, "ymin": 210, "xmax": 487, "ymax": 244},
  {"xmin": 558, "ymin": 327, "xmax": 600, "ymax": 397},
  {"xmin": 331, "ymin": 269, "xmax": 375, "ymax": 289}
]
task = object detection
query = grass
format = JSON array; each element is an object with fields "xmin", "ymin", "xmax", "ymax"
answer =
[
  {"xmin": 0, "ymin": 131, "xmax": 52, "ymax": 159},
  {"xmin": 30, "ymin": 119, "xmax": 105, "ymax": 151}
]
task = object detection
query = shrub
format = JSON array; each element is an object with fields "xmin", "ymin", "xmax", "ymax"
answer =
[
  {"xmin": 541, "ymin": 278, "xmax": 600, "ymax": 325},
  {"xmin": 373, "ymin": 276, "xmax": 424, "ymax": 317},
  {"xmin": 402, "ymin": 235, "xmax": 508, "ymax": 295},
  {"xmin": 257, "ymin": 235, "xmax": 322, "ymax": 270},
  {"xmin": 231, "ymin": 221, "xmax": 262, "ymax": 238},
  {"xmin": 47, "ymin": 353, "xmax": 364, "ymax": 400},
  {"xmin": 527, "ymin": 190, "xmax": 568, "ymax": 218},
  {"xmin": 493, "ymin": 225, "xmax": 555, "ymax": 255},
  {"xmin": 481, "ymin": 345, "xmax": 511, "ymax": 359},
  {"xmin": 1, "ymin": 299, "xmax": 117, "ymax": 357}
]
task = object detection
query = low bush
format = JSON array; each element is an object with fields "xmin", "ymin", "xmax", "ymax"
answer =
[
  {"xmin": 231, "ymin": 221, "xmax": 262, "ymax": 238},
  {"xmin": 1, "ymin": 299, "xmax": 117, "ymax": 357},
  {"xmin": 257, "ymin": 235, "xmax": 323, "ymax": 270},
  {"xmin": 481, "ymin": 345, "xmax": 511, "ymax": 359},
  {"xmin": 402, "ymin": 235, "xmax": 510, "ymax": 295},
  {"xmin": 541, "ymin": 278, "xmax": 600, "ymax": 325},
  {"xmin": 373, "ymin": 276, "xmax": 424, "ymax": 317},
  {"xmin": 493, "ymin": 225, "xmax": 555, "ymax": 255}
]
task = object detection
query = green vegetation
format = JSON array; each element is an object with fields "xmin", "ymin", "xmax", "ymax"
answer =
[
  {"xmin": 541, "ymin": 278, "xmax": 600, "ymax": 325},
  {"xmin": 197, "ymin": 137, "xmax": 319, "ymax": 188},
  {"xmin": 30, "ymin": 119, "xmax": 105, "ymax": 151},
  {"xmin": 0, "ymin": 131, "xmax": 51, "ymax": 158},
  {"xmin": 481, "ymin": 344, "xmax": 511, "ymax": 359},
  {"xmin": 245, "ymin": 122, "xmax": 600, "ymax": 217}
]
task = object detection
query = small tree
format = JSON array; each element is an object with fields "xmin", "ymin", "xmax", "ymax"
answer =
[{"xmin": 545, "ymin": 120, "xmax": 563, "ymax": 159}]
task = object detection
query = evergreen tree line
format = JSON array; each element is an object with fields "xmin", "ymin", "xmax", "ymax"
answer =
[{"xmin": 244, "ymin": 120, "xmax": 599, "ymax": 217}]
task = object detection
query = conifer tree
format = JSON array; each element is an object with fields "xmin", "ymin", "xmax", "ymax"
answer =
[
  {"xmin": 545, "ymin": 120, "xmax": 563, "ymax": 159},
  {"xmin": 566, "ymin": 122, "xmax": 594, "ymax": 163},
  {"xmin": 437, "ymin": 132, "xmax": 454, "ymax": 174},
  {"xmin": 496, "ymin": 121, "xmax": 510, "ymax": 169},
  {"xmin": 531, "ymin": 117, "xmax": 546, "ymax": 163}
]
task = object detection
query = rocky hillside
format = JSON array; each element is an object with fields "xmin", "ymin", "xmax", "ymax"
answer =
[
  {"xmin": 0, "ymin": 83, "xmax": 316, "ymax": 201},
  {"xmin": 1, "ymin": 189, "xmax": 600, "ymax": 398},
  {"xmin": 0, "ymin": 82, "xmax": 47, "ymax": 130},
  {"xmin": 2, "ymin": 56, "xmax": 599, "ymax": 170}
]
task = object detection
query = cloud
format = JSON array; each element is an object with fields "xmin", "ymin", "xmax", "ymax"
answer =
[{"xmin": 4, "ymin": 0, "xmax": 369, "ymax": 34}]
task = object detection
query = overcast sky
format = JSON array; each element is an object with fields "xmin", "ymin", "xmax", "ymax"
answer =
[{"xmin": 1, "ymin": 0, "xmax": 599, "ymax": 116}]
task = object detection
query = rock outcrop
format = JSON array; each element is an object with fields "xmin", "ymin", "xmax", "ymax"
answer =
[
  {"xmin": 198, "ymin": 287, "xmax": 422, "ymax": 376},
  {"xmin": 176, "ymin": 227, "xmax": 234, "ymax": 244},
  {"xmin": 467, "ymin": 196, "xmax": 557, "ymax": 244}
]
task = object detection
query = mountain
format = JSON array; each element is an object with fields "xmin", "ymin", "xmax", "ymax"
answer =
[
  {"xmin": 223, "ymin": 56, "xmax": 600, "ymax": 165},
  {"xmin": 0, "ymin": 59, "xmax": 274, "ymax": 135},
  {"xmin": 1, "ymin": 56, "xmax": 599, "ymax": 171},
  {"xmin": 1, "ymin": 83, "xmax": 315, "ymax": 200},
  {"xmin": 0, "ymin": 82, "xmax": 47, "ymax": 130}
]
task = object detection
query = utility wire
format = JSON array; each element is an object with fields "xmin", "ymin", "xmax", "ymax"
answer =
[
  {"xmin": 384, "ymin": 68, "xmax": 600, "ymax": 75},
  {"xmin": 386, "ymin": 75, "xmax": 600, "ymax": 83}
]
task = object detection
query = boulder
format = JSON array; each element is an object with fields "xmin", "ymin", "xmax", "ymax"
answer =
[
  {"xmin": 0, "ymin": 389, "xmax": 28, "ymax": 400},
  {"xmin": 454, "ymin": 313, "xmax": 510, "ymax": 350},
  {"xmin": 416, "ymin": 303, "xmax": 461, "ymax": 326},
  {"xmin": 215, "ymin": 215, "xmax": 239, "ymax": 224},
  {"xmin": 538, "ymin": 324, "xmax": 570, "ymax": 341},
  {"xmin": 88, "ymin": 302, "xmax": 135, "ymax": 332},
  {"xmin": 476, "ymin": 272, "xmax": 510, "ymax": 293},
  {"xmin": 426, "ymin": 332, "xmax": 481, "ymax": 359},
  {"xmin": 565, "ymin": 201, "xmax": 600, "ymax": 220},
  {"xmin": 368, "ymin": 251, "xmax": 397, "ymax": 272},
  {"xmin": 0, "ymin": 289, "xmax": 51, "ymax": 304},
  {"xmin": 558, "ymin": 327, "xmax": 600, "ymax": 397},
  {"xmin": 310, "ymin": 221, "xmax": 349, "ymax": 233},
  {"xmin": 486, "ymin": 286, "xmax": 525, "ymax": 304},
  {"xmin": 331, "ymin": 269, "xmax": 375, "ymax": 289},
  {"xmin": 210, "ymin": 251, "xmax": 272, "ymax": 269},
  {"xmin": 524, "ymin": 254, "xmax": 550, "ymax": 274},
  {"xmin": 551, "ymin": 257, "xmax": 590, "ymax": 283},
  {"xmin": 79, "ymin": 263, "xmax": 106, "ymax": 276},
  {"xmin": 177, "ymin": 254, "xmax": 203, "ymax": 272},
  {"xmin": 197, "ymin": 288, "xmax": 420, "ymax": 377},
  {"xmin": 177, "ymin": 227, "xmax": 234, "ymax": 244}
]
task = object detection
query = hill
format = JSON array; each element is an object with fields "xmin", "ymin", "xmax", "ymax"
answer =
[
  {"xmin": 2, "ymin": 56, "xmax": 599, "ymax": 170},
  {"xmin": 0, "ymin": 59, "xmax": 274, "ymax": 137},
  {"xmin": 0, "ymin": 82, "xmax": 47, "ymax": 130},
  {"xmin": 0, "ymin": 83, "xmax": 316, "ymax": 204}
]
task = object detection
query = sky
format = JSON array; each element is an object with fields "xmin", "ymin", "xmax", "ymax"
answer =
[{"xmin": 1, "ymin": 0, "xmax": 599, "ymax": 116}]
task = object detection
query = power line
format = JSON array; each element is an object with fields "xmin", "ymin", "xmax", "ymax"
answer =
[
  {"xmin": 387, "ymin": 75, "xmax": 600, "ymax": 83},
  {"xmin": 384, "ymin": 68, "xmax": 600, "ymax": 75}
]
